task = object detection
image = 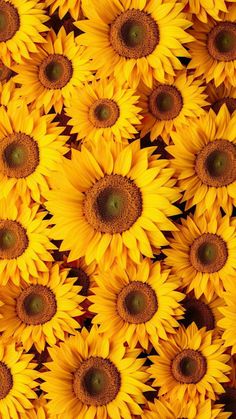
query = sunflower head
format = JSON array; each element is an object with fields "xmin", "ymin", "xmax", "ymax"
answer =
[
  {"xmin": 41, "ymin": 326, "xmax": 151, "ymax": 417},
  {"xmin": 0, "ymin": 263, "xmax": 85, "ymax": 352},
  {"xmin": 167, "ymin": 105, "xmax": 236, "ymax": 215},
  {"xmin": 149, "ymin": 323, "xmax": 231, "ymax": 403},
  {"xmin": 76, "ymin": 0, "xmax": 193, "ymax": 88}
]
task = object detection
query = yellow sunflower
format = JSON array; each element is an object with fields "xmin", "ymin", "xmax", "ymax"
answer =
[
  {"xmin": 0, "ymin": 197, "xmax": 55, "ymax": 286},
  {"xmin": 46, "ymin": 139, "xmax": 181, "ymax": 269},
  {"xmin": 148, "ymin": 323, "xmax": 231, "ymax": 403},
  {"xmin": 180, "ymin": 291, "xmax": 224, "ymax": 335},
  {"xmin": 76, "ymin": 0, "xmax": 193, "ymax": 88},
  {"xmin": 45, "ymin": 0, "xmax": 81, "ymax": 20},
  {"xmin": 0, "ymin": 263, "xmax": 84, "ymax": 353},
  {"xmin": 0, "ymin": 0, "xmax": 48, "ymax": 67},
  {"xmin": 206, "ymin": 82, "xmax": 236, "ymax": 114},
  {"xmin": 164, "ymin": 210, "xmax": 236, "ymax": 301},
  {"xmin": 0, "ymin": 100, "xmax": 68, "ymax": 203},
  {"xmin": 0, "ymin": 340, "xmax": 38, "ymax": 417},
  {"xmin": 65, "ymin": 78, "xmax": 142, "ymax": 144},
  {"xmin": 89, "ymin": 259, "xmax": 184, "ymax": 350},
  {"xmin": 188, "ymin": 4, "xmax": 236, "ymax": 88},
  {"xmin": 218, "ymin": 277, "xmax": 236, "ymax": 355},
  {"xmin": 142, "ymin": 398, "xmax": 231, "ymax": 419},
  {"xmin": 14, "ymin": 27, "xmax": 93, "ymax": 114},
  {"xmin": 167, "ymin": 105, "xmax": 236, "ymax": 215},
  {"xmin": 41, "ymin": 326, "xmax": 151, "ymax": 418},
  {"xmin": 139, "ymin": 70, "xmax": 208, "ymax": 144}
]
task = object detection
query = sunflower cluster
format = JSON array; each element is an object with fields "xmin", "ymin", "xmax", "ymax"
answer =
[{"xmin": 0, "ymin": 0, "xmax": 236, "ymax": 418}]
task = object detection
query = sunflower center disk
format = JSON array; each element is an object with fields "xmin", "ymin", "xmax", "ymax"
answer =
[
  {"xmin": 172, "ymin": 349, "xmax": 206, "ymax": 384},
  {"xmin": 212, "ymin": 97, "xmax": 236, "ymax": 114},
  {"xmin": 208, "ymin": 22, "xmax": 236, "ymax": 61},
  {"xmin": 149, "ymin": 85, "xmax": 183, "ymax": 121},
  {"xmin": 39, "ymin": 54, "xmax": 73, "ymax": 89},
  {"xmin": 0, "ymin": 133, "xmax": 39, "ymax": 179},
  {"xmin": 16, "ymin": 285, "xmax": 57, "ymax": 325},
  {"xmin": 110, "ymin": 9, "xmax": 159, "ymax": 59},
  {"xmin": 117, "ymin": 281, "xmax": 157, "ymax": 324},
  {"xmin": 0, "ymin": 362, "xmax": 13, "ymax": 399},
  {"xmin": 0, "ymin": 220, "xmax": 28, "ymax": 259},
  {"xmin": 195, "ymin": 139, "xmax": 236, "ymax": 187},
  {"xmin": 69, "ymin": 267, "xmax": 90, "ymax": 296},
  {"xmin": 0, "ymin": 0, "xmax": 20, "ymax": 42},
  {"xmin": 73, "ymin": 357, "xmax": 121, "ymax": 406},
  {"xmin": 190, "ymin": 233, "xmax": 228, "ymax": 273},
  {"xmin": 181, "ymin": 297, "xmax": 215, "ymax": 330},
  {"xmin": 83, "ymin": 174, "xmax": 142, "ymax": 234},
  {"xmin": 89, "ymin": 99, "xmax": 120, "ymax": 128}
]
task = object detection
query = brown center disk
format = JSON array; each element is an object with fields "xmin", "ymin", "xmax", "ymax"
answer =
[
  {"xmin": 181, "ymin": 297, "xmax": 215, "ymax": 330},
  {"xmin": 73, "ymin": 356, "xmax": 121, "ymax": 406},
  {"xmin": 83, "ymin": 174, "xmax": 142, "ymax": 234},
  {"xmin": 0, "ymin": 0, "xmax": 20, "ymax": 42},
  {"xmin": 117, "ymin": 281, "xmax": 157, "ymax": 324},
  {"xmin": 149, "ymin": 84, "xmax": 183, "ymax": 121},
  {"xmin": 217, "ymin": 388, "xmax": 236, "ymax": 418},
  {"xmin": 0, "ymin": 362, "xmax": 13, "ymax": 399},
  {"xmin": 212, "ymin": 97, "xmax": 236, "ymax": 114},
  {"xmin": 0, "ymin": 62, "xmax": 12, "ymax": 81},
  {"xmin": 0, "ymin": 132, "xmax": 39, "ymax": 179},
  {"xmin": 208, "ymin": 21, "xmax": 236, "ymax": 62},
  {"xmin": 172, "ymin": 349, "xmax": 207, "ymax": 384},
  {"xmin": 190, "ymin": 233, "xmax": 228, "ymax": 274},
  {"xmin": 69, "ymin": 267, "xmax": 90, "ymax": 296},
  {"xmin": 39, "ymin": 54, "xmax": 73, "ymax": 90},
  {"xmin": 89, "ymin": 99, "xmax": 120, "ymax": 128},
  {"xmin": 0, "ymin": 220, "xmax": 28, "ymax": 259},
  {"xmin": 110, "ymin": 9, "xmax": 159, "ymax": 59},
  {"xmin": 195, "ymin": 139, "xmax": 236, "ymax": 187},
  {"xmin": 16, "ymin": 284, "xmax": 57, "ymax": 325}
]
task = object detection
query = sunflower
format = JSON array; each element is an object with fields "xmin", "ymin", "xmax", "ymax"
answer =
[
  {"xmin": 45, "ymin": 0, "xmax": 81, "ymax": 20},
  {"xmin": 46, "ymin": 139, "xmax": 180, "ymax": 269},
  {"xmin": 167, "ymin": 105, "xmax": 236, "ymax": 215},
  {"xmin": 142, "ymin": 398, "xmax": 231, "ymax": 419},
  {"xmin": 0, "ymin": 0, "xmax": 48, "ymax": 67},
  {"xmin": 14, "ymin": 27, "xmax": 93, "ymax": 114},
  {"xmin": 139, "ymin": 71, "xmax": 208, "ymax": 144},
  {"xmin": 218, "ymin": 277, "xmax": 236, "ymax": 355},
  {"xmin": 0, "ymin": 263, "xmax": 84, "ymax": 353},
  {"xmin": 41, "ymin": 326, "xmax": 151, "ymax": 418},
  {"xmin": 0, "ymin": 340, "xmax": 38, "ymax": 417},
  {"xmin": 76, "ymin": 0, "xmax": 193, "ymax": 88},
  {"xmin": 0, "ymin": 100, "xmax": 68, "ymax": 203},
  {"xmin": 89, "ymin": 259, "xmax": 184, "ymax": 350},
  {"xmin": 20, "ymin": 395, "xmax": 50, "ymax": 419},
  {"xmin": 164, "ymin": 210, "xmax": 236, "ymax": 301},
  {"xmin": 148, "ymin": 323, "xmax": 231, "ymax": 403},
  {"xmin": 65, "ymin": 78, "xmax": 142, "ymax": 144},
  {"xmin": 188, "ymin": 5, "xmax": 236, "ymax": 88},
  {"xmin": 0, "ymin": 197, "xmax": 55, "ymax": 286},
  {"xmin": 206, "ymin": 82, "xmax": 236, "ymax": 114},
  {"xmin": 180, "ymin": 291, "xmax": 224, "ymax": 335}
]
